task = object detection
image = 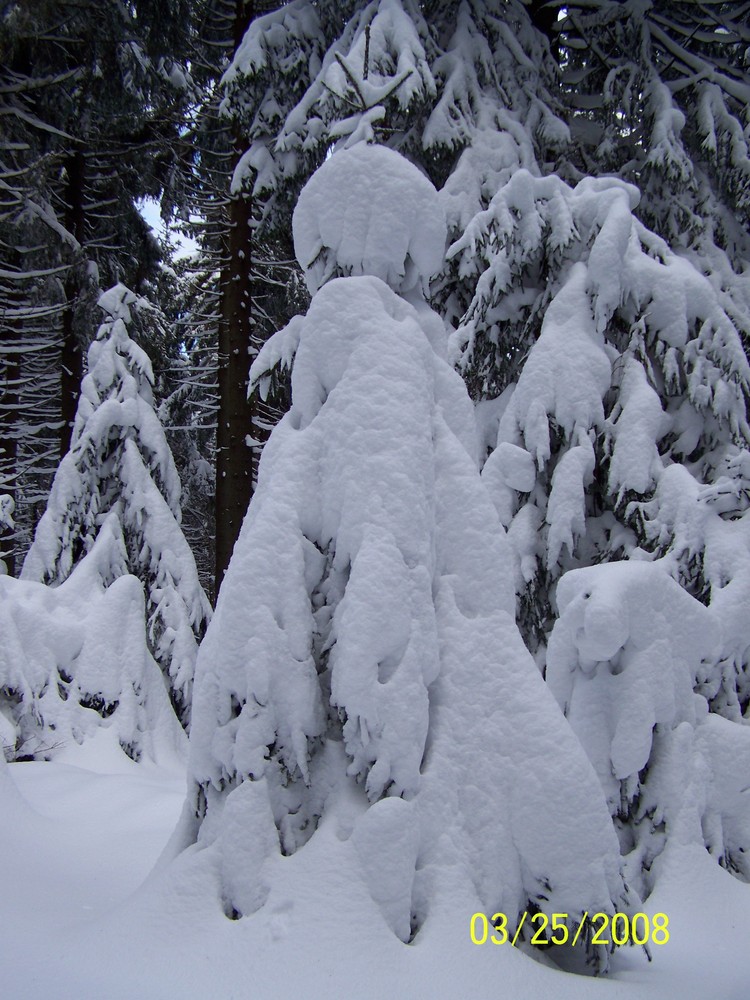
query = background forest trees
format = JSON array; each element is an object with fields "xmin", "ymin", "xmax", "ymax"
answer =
[
  {"xmin": 6, "ymin": 0, "xmax": 747, "ymax": 601},
  {"xmin": 1, "ymin": 0, "xmax": 193, "ymax": 573}
]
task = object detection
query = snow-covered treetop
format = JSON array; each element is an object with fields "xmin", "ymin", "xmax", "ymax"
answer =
[
  {"xmin": 223, "ymin": 0, "xmax": 565, "ymax": 235},
  {"xmin": 292, "ymin": 143, "xmax": 447, "ymax": 295},
  {"xmin": 224, "ymin": 0, "xmax": 437, "ymax": 204},
  {"xmin": 76, "ymin": 283, "xmax": 182, "ymax": 511}
]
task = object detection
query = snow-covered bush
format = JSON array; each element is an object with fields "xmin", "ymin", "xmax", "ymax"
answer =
[
  {"xmin": 180, "ymin": 143, "xmax": 633, "ymax": 972},
  {"xmin": 547, "ymin": 559, "xmax": 750, "ymax": 896},
  {"xmin": 1, "ymin": 515, "xmax": 185, "ymax": 765},
  {"xmin": 21, "ymin": 285, "xmax": 211, "ymax": 726}
]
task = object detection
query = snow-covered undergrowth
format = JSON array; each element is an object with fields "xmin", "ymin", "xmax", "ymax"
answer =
[
  {"xmin": 0, "ymin": 520, "xmax": 186, "ymax": 766},
  {"xmin": 547, "ymin": 559, "xmax": 750, "ymax": 898}
]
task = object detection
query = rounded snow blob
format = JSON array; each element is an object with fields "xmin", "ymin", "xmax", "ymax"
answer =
[{"xmin": 293, "ymin": 144, "xmax": 447, "ymax": 295}]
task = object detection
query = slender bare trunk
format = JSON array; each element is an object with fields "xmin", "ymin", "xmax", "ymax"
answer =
[
  {"xmin": 214, "ymin": 1, "xmax": 261, "ymax": 596},
  {"xmin": 60, "ymin": 150, "xmax": 86, "ymax": 459},
  {"xmin": 0, "ymin": 321, "xmax": 20, "ymax": 576}
]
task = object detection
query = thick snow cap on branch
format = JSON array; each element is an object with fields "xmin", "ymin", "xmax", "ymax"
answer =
[{"xmin": 293, "ymin": 143, "xmax": 447, "ymax": 295}]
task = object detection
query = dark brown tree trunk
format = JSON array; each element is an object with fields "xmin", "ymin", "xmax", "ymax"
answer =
[
  {"xmin": 60, "ymin": 150, "xmax": 86, "ymax": 459},
  {"xmin": 214, "ymin": 0, "xmax": 261, "ymax": 596},
  {"xmin": 0, "ymin": 325, "xmax": 20, "ymax": 577}
]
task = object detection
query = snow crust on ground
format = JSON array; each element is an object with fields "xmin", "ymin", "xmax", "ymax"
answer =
[{"xmin": 2, "ymin": 748, "xmax": 750, "ymax": 1000}]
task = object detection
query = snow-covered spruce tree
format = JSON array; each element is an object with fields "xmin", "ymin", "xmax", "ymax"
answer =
[
  {"xmin": 1, "ymin": 0, "xmax": 192, "ymax": 570},
  {"xmin": 422, "ymin": 0, "xmax": 750, "ymax": 895},
  {"xmin": 449, "ymin": 166, "xmax": 750, "ymax": 677},
  {"xmin": 546, "ymin": 559, "xmax": 750, "ymax": 899},
  {"xmin": 21, "ymin": 284, "xmax": 211, "ymax": 727},
  {"xmin": 223, "ymin": 0, "xmax": 566, "ymax": 236},
  {"xmin": 178, "ymin": 144, "xmax": 634, "ymax": 972},
  {"xmin": 554, "ymin": 1, "xmax": 750, "ymax": 267}
]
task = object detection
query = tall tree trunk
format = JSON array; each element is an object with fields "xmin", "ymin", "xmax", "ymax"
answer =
[
  {"xmin": 214, "ymin": 0, "xmax": 261, "ymax": 596},
  {"xmin": 215, "ymin": 162, "xmax": 255, "ymax": 595},
  {"xmin": 0, "ymin": 321, "xmax": 20, "ymax": 577},
  {"xmin": 60, "ymin": 150, "xmax": 86, "ymax": 460}
]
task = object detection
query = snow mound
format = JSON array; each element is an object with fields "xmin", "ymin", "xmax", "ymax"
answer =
[
  {"xmin": 1, "ymin": 517, "xmax": 186, "ymax": 767},
  {"xmin": 293, "ymin": 143, "xmax": 447, "ymax": 295}
]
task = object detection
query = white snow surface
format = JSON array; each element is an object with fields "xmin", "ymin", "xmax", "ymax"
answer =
[{"xmin": 2, "ymin": 746, "xmax": 750, "ymax": 999}]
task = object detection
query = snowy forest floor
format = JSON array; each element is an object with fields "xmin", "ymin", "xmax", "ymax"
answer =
[{"xmin": 2, "ymin": 740, "xmax": 749, "ymax": 1000}]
